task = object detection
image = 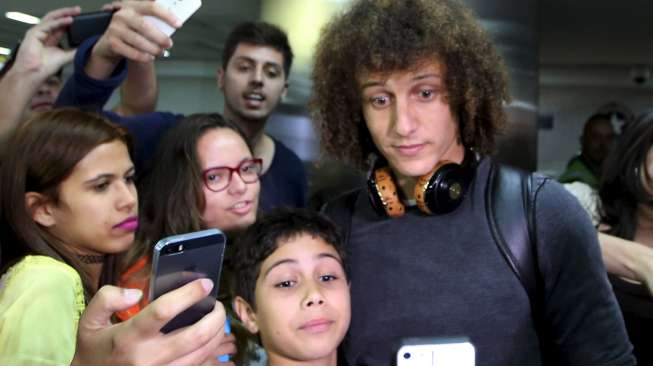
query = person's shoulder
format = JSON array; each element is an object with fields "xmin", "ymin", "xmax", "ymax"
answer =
[
  {"xmin": 532, "ymin": 173, "xmax": 576, "ymax": 202},
  {"xmin": 530, "ymin": 171, "xmax": 598, "ymax": 237},
  {"xmin": 269, "ymin": 138, "xmax": 307, "ymax": 178},
  {"xmin": 1, "ymin": 256, "xmax": 82, "ymax": 296},
  {"xmin": 271, "ymin": 138, "xmax": 302, "ymax": 162}
]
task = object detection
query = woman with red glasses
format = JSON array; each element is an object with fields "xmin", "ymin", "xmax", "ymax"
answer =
[{"xmin": 117, "ymin": 113, "xmax": 262, "ymax": 365}]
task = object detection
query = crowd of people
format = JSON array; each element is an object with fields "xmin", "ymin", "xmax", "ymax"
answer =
[{"xmin": 0, "ymin": 0, "xmax": 650, "ymax": 365}]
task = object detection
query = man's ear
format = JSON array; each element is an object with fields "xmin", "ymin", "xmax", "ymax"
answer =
[
  {"xmin": 25, "ymin": 192, "xmax": 56, "ymax": 227},
  {"xmin": 217, "ymin": 68, "xmax": 225, "ymax": 90},
  {"xmin": 281, "ymin": 81, "xmax": 289, "ymax": 99},
  {"xmin": 234, "ymin": 296, "xmax": 259, "ymax": 334}
]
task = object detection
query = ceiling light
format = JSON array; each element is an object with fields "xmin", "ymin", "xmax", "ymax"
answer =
[
  {"xmin": 0, "ymin": 47, "xmax": 11, "ymax": 56},
  {"xmin": 5, "ymin": 11, "xmax": 40, "ymax": 25}
]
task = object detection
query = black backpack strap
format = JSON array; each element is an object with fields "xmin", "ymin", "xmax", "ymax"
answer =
[
  {"xmin": 486, "ymin": 162, "xmax": 557, "ymax": 363},
  {"xmin": 485, "ymin": 162, "xmax": 541, "ymax": 308}
]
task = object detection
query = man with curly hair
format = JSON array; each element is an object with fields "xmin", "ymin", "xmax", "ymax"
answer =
[{"xmin": 313, "ymin": 1, "xmax": 634, "ymax": 365}]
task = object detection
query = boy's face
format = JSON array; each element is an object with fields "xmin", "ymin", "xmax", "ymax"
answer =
[
  {"xmin": 217, "ymin": 43, "xmax": 288, "ymax": 124},
  {"xmin": 358, "ymin": 59, "xmax": 465, "ymax": 181},
  {"xmin": 237, "ymin": 233, "xmax": 350, "ymax": 363}
]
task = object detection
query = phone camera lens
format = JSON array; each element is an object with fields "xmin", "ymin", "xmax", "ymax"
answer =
[{"xmin": 403, "ymin": 352, "xmax": 411, "ymax": 359}]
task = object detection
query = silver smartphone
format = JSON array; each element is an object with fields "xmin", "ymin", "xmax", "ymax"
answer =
[
  {"xmin": 396, "ymin": 337, "xmax": 475, "ymax": 366},
  {"xmin": 149, "ymin": 228, "xmax": 226, "ymax": 333}
]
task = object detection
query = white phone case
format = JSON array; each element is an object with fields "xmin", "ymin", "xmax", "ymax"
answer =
[
  {"xmin": 146, "ymin": 0, "xmax": 202, "ymax": 37},
  {"xmin": 396, "ymin": 338, "xmax": 475, "ymax": 366}
]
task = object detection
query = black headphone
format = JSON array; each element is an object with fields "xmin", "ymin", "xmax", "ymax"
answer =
[{"xmin": 367, "ymin": 151, "xmax": 476, "ymax": 217}]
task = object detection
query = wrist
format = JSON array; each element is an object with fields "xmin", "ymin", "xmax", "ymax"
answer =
[
  {"xmin": 628, "ymin": 243, "xmax": 652, "ymax": 283},
  {"xmin": 4, "ymin": 61, "xmax": 48, "ymax": 86},
  {"xmin": 87, "ymin": 42, "xmax": 123, "ymax": 80},
  {"xmin": 636, "ymin": 247, "xmax": 653, "ymax": 283}
]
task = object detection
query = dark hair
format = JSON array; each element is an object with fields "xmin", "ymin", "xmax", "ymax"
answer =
[
  {"xmin": 231, "ymin": 207, "xmax": 347, "ymax": 309},
  {"xmin": 310, "ymin": 0, "xmax": 509, "ymax": 169},
  {"xmin": 221, "ymin": 21, "xmax": 294, "ymax": 78},
  {"xmin": 0, "ymin": 108, "xmax": 131, "ymax": 299},
  {"xmin": 583, "ymin": 113, "xmax": 612, "ymax": 135},
  {"xmin": 600, "ymin": 112, "xmax": 653, "ymax": 239},
  {"xmin": 128, "ymin": 113, "xmax": 250, "ymax": 267}
]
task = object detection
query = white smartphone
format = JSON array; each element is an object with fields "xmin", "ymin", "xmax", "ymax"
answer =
[
  {"xmin": 146, "ymin": 0, "xmax": 202, "ymax": 37},
  {"xmin": 396, "ymin": 337, "xmax": 475, "ymax": 366}
]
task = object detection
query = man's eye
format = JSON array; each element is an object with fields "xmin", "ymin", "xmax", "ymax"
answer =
[
  {"xmin": 275, "ymin": 280, "xmax": 296, "ymax": 288},
  {"xmin": 420, "ymin": 89, "xmax": 435, "ymax": 99},
  {"xmin": 370, "ymin": 96, "xmax": 389, "ymax": 107}
]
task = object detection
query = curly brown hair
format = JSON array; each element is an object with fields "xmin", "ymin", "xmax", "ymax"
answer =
[{"xmin": 310, "ymin": 0, "xmax": 510, "ymax": 169}]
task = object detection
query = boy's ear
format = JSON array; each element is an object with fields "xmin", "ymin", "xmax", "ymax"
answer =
[
  {"xmin": 234, "ymin": 296, "xmax": 259, "ymax": 334},
  {"xmin": 25, "ymin": 192, "xmax": 56, "ymax": 227}
]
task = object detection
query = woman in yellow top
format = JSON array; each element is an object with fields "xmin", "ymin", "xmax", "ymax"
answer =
[{"xmin": 0, "ymin": 108, "xmax": 138, "ymax": 365}]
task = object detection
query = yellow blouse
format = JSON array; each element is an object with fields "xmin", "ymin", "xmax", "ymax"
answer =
[{"xmin": 0, "ymin": 255, "xmax": 85, "ymax": 366}]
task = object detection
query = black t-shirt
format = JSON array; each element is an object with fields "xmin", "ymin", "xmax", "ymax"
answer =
[
  {"xmin": 258, "ymin": 138, "xmax": 308, "ymax": 212},
  {"xmin": 609, "ymin": 275, "xmax": 653, "ymax": 365},
  {"xmin": 328, "ymin": 157, "xmax": 634, "ymax": 366}
]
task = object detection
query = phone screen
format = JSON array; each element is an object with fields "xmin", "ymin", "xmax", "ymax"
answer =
[{"xmin": 149, "ymin": 229, "xmax": 226, "ymax": 333}]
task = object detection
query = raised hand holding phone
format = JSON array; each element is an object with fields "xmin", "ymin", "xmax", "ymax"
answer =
[
  {"xmin": 71, "ymin": 280, "xmax": 226, "ymax": 366},
  {"xmin": 145, "ymin": 0, "xmax": 202, "ymax": 37},
  {"xmin": 88, "ymin": 0, "xmax": 181, "ymax": 76}
]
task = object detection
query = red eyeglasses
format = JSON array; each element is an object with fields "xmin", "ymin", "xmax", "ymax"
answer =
[{"xmin": 202, "ymin": 158, "xmax": 263, "ymax": 192}]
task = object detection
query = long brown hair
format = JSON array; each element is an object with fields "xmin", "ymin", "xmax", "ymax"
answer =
[
  {"xmin": 600, "ymin": 112, "xmax": 653, "ymax": 239},
  {"xmin": 0, "ymin": 108, "xmax": 132, "ymax": 300},
  {"xmin": 127, "ymin": 113, "xmax": 250, "ymax": 268}
]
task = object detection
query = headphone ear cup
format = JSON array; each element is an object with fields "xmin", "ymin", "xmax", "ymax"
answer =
[
  {"xmin": 416, "ymin": 162, "xmax": 470, "ymax": 215},
  {"xmin": 367, "ymin": 167, "xmax": 405, "ymax": 218}
]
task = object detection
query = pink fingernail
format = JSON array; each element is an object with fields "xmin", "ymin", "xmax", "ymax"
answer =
[
  {"xmin": 123, "ymin": 289, "xmax": 142, "ymax": 303},
  {"xmin": 200, "ymin": 279, "xmax": 214, "ymax": 293}
]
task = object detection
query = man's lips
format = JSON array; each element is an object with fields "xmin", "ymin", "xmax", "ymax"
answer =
[
  {"xmin": 243, "ymin": 92, "xmax": 266, "ymax": 107},
  {"xmin": 113, "ymin": 216, "xmax": 139, "ymax": 231},
  {"xmin": 394, "ymin": 143, "xmax": 425, "ymax": 156},
  {"xmin": 299, "ymin": 318, "xmax": 334, "ymax": 333}
]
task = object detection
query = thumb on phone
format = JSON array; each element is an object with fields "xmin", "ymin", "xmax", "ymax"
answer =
[{"xmin": 80, "ymin": 286, "xmax": 143, "ymax": 330}]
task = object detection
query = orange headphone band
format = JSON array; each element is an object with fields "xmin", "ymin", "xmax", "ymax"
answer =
[{"xmin": 371, "ymin": 166, "xmax": 405, "ymax": 218}]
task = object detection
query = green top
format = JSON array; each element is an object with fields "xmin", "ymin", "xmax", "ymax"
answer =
[
  {"xmin": 558, "ymin": 155, "xmax": 600, "ymax": 190},
  {"xmin": 0, "ymin": 255, "xmax": 85, "ymax": 365}
]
